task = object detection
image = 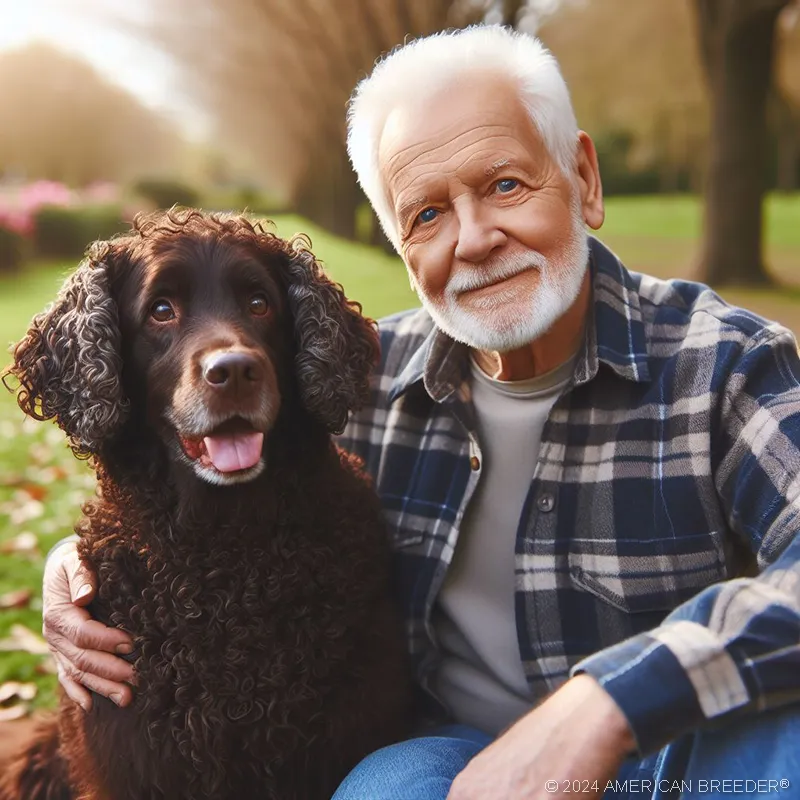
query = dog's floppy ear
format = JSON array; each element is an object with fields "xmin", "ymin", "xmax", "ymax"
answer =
[
  {"xmin": 3, "ymin": 240, "xmax": 130, "ymax": 458},
  {"xmin": 284, "ymin": 239, "xmax": 379, "ymax": 434}
]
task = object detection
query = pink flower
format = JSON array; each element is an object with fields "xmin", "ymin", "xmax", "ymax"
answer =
[
  {"xmin": 19, "ymin": 180, "xmax": 75, "ymax": 212},
  {"xmin": 0, "ymin": 207, "xmax": 33, "ymax": 237},
  {"xmin": 84, "ymin": 181, "xmax": 119, "ymax": 204}
]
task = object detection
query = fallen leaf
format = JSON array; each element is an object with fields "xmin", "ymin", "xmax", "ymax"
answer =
[
  {"xmin": 19, "ymin": 483, "xmax": 48, "ymax": 502},
  {"xmin": 9, "ymin": 497, "xmax": 44, "ymax": 525},
  {"xmin": 0, "ymin": 681, "xmax": 37, "ymax": 722},
  {"xmin": 0, "ymin": 589, "xmax": 33, "ymax": 610},
  {"xmin": 38, "ymin": 465, "xmax": 69, "ymax": 483},
  {"xmin": 0, "ymin": 624, "xmax": 50, "ymax": 655},
  {"xmin": 0, "ymin": 531, "xmax": 39, "ymax": 556},
  {"xmin": 0, "ymin": 704, "xmax": 29, "ymax": 722},
  {"xmin": 0, "ymin": 682, "xmax": 37, "ymax": 704}
]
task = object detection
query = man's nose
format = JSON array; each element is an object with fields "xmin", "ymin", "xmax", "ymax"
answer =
[
  {"xmin": 202, "ymin": 350, "xmax": 265, "ymax": 399},
  {"xmin": 454, "ymin": 201, "xmax": 506, "ymax": 263}
]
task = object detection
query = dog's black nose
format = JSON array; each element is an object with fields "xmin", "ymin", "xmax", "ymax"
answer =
[{"xmin": 203, "ymin": 351, "xmax": 264, "ymax": 392}]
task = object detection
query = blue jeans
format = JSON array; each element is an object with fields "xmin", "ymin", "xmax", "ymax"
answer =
[{"xmin": 331, "ymin": 705, "xmax": 800, "ymax": 799}]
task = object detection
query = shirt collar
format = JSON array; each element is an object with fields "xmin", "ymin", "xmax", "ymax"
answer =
[
  {"xmin": 387, "ymin": 323, "xmax": 469, "ymax": 404},
  {"xmin": 387, "ymin": 235, "xmax": 651, "ymax": 405},
  {"xmin": 576, "ymin": 236, "xmax": 651, "ymax": 385}
]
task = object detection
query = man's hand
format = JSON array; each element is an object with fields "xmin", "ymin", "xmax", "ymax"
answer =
[
  {"xmin": 447, "ymin": 674, "xmax": 636, "ymax": 800},
  {"xmin": 42, "ymin": 541, "xmax": 135, "ymax": 711}
]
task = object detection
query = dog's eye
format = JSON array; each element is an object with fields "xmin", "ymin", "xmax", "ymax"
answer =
[
  {"xmin": 150, "ymin": 300, "xmax": 176, "ymax": 322},
  {"xmin": 249, "ymin": 295, "xmax": 269, "ymax": 317}
]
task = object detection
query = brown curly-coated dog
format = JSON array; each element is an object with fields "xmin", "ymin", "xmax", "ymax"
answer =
[{"xmin": 0, "ymin": 209, "xmax": 413, "ymax": 800}]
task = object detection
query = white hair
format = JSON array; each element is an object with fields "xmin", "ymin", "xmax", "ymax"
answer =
[{"xmin": 346, "ymin": 24, "xmax": 580, "ymax": 251}]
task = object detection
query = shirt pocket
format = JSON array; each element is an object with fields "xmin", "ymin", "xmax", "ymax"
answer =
[{"xmin": 567, "ymin": 531, "xmax": 728, "ymax": 615}]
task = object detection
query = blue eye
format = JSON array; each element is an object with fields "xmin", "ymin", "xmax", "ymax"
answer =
[
  {"xmin": 496, "ymin": 179, "xmax": 518, "ymax": 193},
  {"xmin": 418, "ymin": 208, "xmax": 438, "ymax": 224}
]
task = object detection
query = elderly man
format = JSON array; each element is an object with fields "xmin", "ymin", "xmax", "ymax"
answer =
[{"xmin": 42, "ymin": 25, "xmax": 799, "ymax": 800}]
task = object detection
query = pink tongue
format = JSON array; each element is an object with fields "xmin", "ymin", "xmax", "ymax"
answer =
[{"xmin": 203, "ymin": 432, "xmax": 264, "ymax": 473}]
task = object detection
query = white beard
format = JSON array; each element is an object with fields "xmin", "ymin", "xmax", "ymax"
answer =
[{"xmin": 414, "ymin": 204, "xmax": 589, "ymax": 352}]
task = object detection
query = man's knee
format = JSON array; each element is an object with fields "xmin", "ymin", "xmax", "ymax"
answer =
[
  {"xmin": 654, "ymin": 702, "xmax": 800, "ymax": 798},
  {"xmin": 691, "ymin": 702, "xmax": 800, "ymax": 772},
  {"xmin": 332, "ymin": 729, "xmax": 490, "ymax": 800}
]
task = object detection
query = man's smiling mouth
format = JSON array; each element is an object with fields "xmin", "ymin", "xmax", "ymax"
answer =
[{"xmin": 458, "ymin": 270, "xmax": 536, "ymax": 306}]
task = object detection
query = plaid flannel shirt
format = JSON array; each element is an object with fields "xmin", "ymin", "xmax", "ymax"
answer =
[{"xmin": 336, "ymin": 235, "xmax": 800, "ymax": 756}]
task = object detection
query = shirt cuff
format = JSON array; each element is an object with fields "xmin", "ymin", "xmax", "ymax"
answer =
[{"xmin": 570, "ymin": 628, "xmax": 724, "ymax": 756}]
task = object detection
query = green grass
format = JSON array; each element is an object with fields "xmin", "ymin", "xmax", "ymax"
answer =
[
  {"xmin": 598, "ymin": 194, "xmax": 800, "ymax": 332},
  {"xmin": 600, "ymin": 193, "xmax": 800, "ymax": 245},
  {"xmin": 1, "ymin": 196, "xmax": 799, "ymax": 710}
]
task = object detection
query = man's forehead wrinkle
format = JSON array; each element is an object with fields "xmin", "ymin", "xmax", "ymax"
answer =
[
  {"xmin": 391, "ymin": 130, "xmax": 539, "ymax": 184},
  {"xmin": 391, "ymin": 140, "xmax": 520, "ymax": 194},
  {"xmin": 395, "ymin": 146, "xmax": 527, "ymax": 204},
  {"xmin": 384, "ymin": 99, "xmax": 546, "ymax": 218},
  {"xmin": 386, "ymin": 121, "xmax": 522, "ymax": 168},
  {"xmin": 390, "ymin": 159, "xmax": 449, "ymax": 208}
]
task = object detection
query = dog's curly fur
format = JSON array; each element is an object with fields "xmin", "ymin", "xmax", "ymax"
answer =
[{"xmin": 0, "ymin": 209, "xmax": 413, "ymax": 800}]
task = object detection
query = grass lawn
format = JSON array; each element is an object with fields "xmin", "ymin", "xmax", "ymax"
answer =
[{"xmin": 0, "ymin": 195, "xmax": 799, "ymax": 711}]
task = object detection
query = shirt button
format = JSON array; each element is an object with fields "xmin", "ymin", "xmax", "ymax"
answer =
[
  {"xmin": 537, "ymin": 491, "xmax": 555, "ymax": 513},
  {"xmin": 470, "ymin": 455, "xmax": 481, "ymax": 471}
]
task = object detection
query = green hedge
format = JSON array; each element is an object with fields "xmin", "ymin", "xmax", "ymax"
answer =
[
  {"xmin": 132, "ymin": 178, "xmax": 200, "ymax": 209},
  {"xmin": 33, "ymin": 205, "xmax": 128, "ymax": 260},
  {"xmin": 0, "ymin": 227, "xmax": 25, "ymax": 272}
]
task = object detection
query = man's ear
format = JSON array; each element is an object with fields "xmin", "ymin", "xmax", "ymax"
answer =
[
  {"xmin": 575, "ymin": 131, "xmax": 604, "ymax": 230},
  {"xmin": 284, "ymin": 240, "xmax": 379, "ymax": 434},
  {"xmin": 3, "ymin": 239, "xmax": 131, "ymax": 458}
]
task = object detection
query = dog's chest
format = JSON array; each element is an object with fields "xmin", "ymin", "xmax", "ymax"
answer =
[
  {"xmin": 90, "ymin": 531, "xmax": 370, "ymax": 795},
  {"xmin": 100, "ymin": 533, "xmax": 356, "ymax": 679}
]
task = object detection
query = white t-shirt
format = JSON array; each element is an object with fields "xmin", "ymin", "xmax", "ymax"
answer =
[{"xmin": 431, "ymin": 353, "xmax": 575, "ymax": 735}]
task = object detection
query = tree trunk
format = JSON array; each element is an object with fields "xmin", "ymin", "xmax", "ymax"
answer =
[
  {"xmin": 776, "ymin": 123, "xmax": 800, "ymax": 191},
  {"xmin": 773, "ymin": 92, "xmax": 799, "ymax": 191},
  {"xmin": 694, "ymin": 0, "xmax": 789, "ymax": 286},
  {"xmin": 294, "ymin": 148, "xmax": 360, "ymax": 240}
]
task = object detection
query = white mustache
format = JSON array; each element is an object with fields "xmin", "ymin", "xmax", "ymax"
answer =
[{"xmin": 446, "ymin": 252, "xmax": 548, "ymax": 295}]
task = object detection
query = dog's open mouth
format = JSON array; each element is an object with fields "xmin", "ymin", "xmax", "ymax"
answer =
[{"xmin": 179, "ymin": 417, "xmax": 264, "ymax": 474}]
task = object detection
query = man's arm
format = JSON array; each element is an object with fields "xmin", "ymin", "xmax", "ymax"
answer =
[
  {"xmin": 570, "ymin": 324, "xmax": 800, "ymax": 755},
  {"xmin": 41, "ymin": 537, "xmax": 135, "ymax": 710},
  {"xmin": 448, "ymin": 673, "xmax": 635, "ymax": 800}
]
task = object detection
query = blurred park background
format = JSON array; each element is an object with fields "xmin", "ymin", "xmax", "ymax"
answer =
[{"xmin": 0, "ymin": 0, "xmax": 799, "ymax": 721}]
